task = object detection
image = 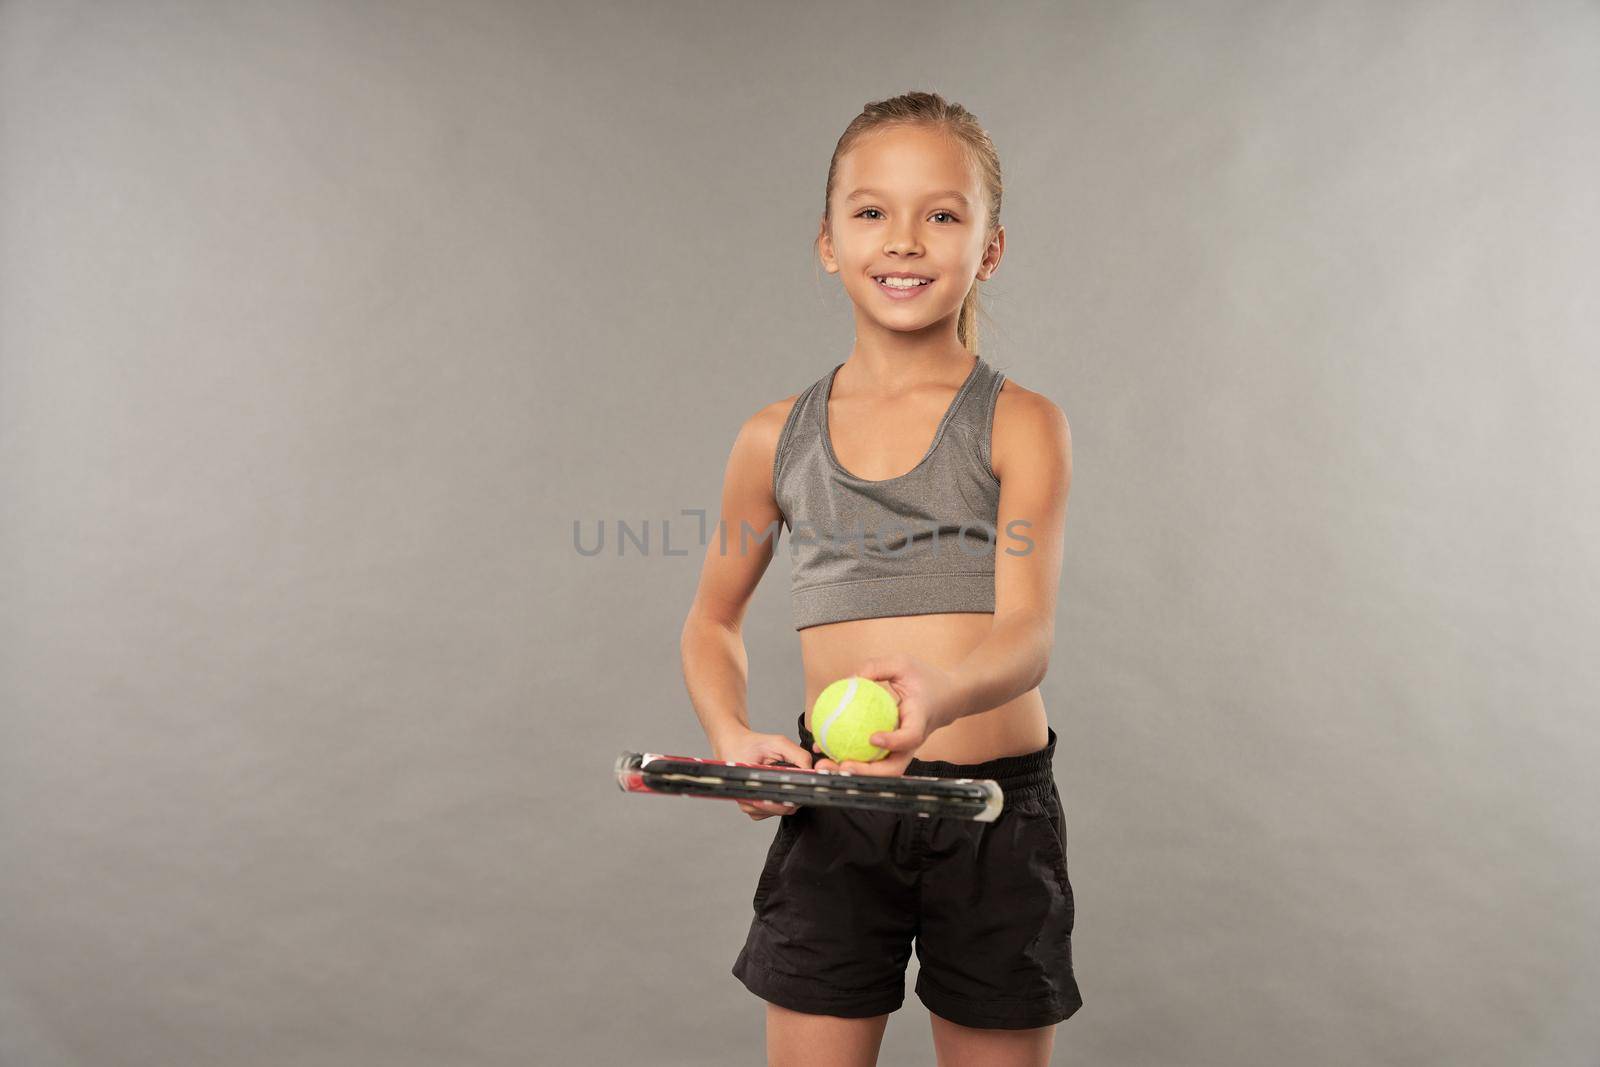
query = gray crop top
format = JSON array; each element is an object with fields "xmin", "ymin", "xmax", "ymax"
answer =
[{"xmin": 771, "ymin": 354, "xmax": 1007, "ymax": 630}]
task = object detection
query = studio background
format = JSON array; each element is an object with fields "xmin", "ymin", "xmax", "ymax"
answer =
[{"xmin": 2, "ymin": 2, "xmax": 1596, "ymax": 1065}]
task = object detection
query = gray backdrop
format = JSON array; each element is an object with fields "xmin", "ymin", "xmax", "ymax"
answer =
[{"xmin": 2, "ymin": 2, "xmax": 1596, "ymax": 1065}]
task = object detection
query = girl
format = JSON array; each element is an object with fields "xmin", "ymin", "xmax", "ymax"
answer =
[{"xmin": 679, "ymin": 91, "xmax": 1080, "ymax": 1067}]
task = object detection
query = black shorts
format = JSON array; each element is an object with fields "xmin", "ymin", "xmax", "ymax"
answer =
[{"xmin": 731, "ymin": 713, "xmax": 1082, "ymax": 1030}]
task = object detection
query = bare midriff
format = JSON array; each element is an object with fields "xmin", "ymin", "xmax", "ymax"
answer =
[{"xmin": 799, "ymin": 611, "xmax": 1050, "ymax": 764}]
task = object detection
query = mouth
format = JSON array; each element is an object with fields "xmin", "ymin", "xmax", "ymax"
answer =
[{"xmin": 872, "ymin": 275, "xmax": 935, "ymax": 301}]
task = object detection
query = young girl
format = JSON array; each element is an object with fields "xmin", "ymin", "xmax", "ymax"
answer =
[{"xmin": 680, "ymin": 91, "xmax": 1080, "ymax": 1067}]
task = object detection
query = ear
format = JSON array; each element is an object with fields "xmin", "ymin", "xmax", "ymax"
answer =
[
  {"xmin": 979, "ymin": 223, "xmax": 1005, "ymax": 280},
  {"xmin": 816, "ymin": 215, "xmax": 839, "ymax": 274}
]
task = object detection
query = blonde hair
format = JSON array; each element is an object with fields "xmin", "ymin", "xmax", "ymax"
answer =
[{"xmin": 822, "ymin": 91, "xmax": 1002, "ymax": 354}]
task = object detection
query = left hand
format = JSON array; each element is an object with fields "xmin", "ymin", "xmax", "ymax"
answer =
[{"xmin": 812, "ymin": 654, "xmax": 966, "ymax": 777}]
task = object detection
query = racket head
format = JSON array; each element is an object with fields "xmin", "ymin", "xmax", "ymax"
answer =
[{"xmin": 616, "ymin": 750, "xmax": 1004, "ymax": 822}]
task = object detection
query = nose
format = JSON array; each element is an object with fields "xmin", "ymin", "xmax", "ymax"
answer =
[{"xmin": 884, "ymin": 219, "xmax": 923, "ymax": 256}]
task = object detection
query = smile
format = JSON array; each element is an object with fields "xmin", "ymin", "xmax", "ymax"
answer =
[{"xmin": 873, "ymin": 276, "xmax": 934, "ymax": 300}]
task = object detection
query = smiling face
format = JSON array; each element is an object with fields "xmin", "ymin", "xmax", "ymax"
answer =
[{"xmin": 818, "ymin": 124, "xmax": 1003, "ymax": 339}]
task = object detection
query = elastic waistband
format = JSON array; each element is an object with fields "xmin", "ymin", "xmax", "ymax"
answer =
[{"xmin": 795, "ymin": 711, "xmax": 1057, "ymax": 801}]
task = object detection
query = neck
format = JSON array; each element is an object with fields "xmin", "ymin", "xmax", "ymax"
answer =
[{"xmin": 840, "ymin": 346, "xmax": 974, "ymax": 398}]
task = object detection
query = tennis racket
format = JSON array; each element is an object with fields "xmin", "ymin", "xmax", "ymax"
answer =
[{"xmin": 616, "ymin": 750, "xmax": 1004, "ymax": 822}]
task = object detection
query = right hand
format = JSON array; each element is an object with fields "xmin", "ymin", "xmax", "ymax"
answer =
[{"xmin": 712, "ymin": 729, "xmax": 814, "ymax": 821}]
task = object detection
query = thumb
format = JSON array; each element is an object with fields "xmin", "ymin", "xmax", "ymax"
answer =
[
  {"xmin": 869, "ymin": 725, "xmax": 918, "ymax": 751},
  {"xmin": 769, "ymin": 736, "xmax": 814, "ymax": 770},
  {"xmin": 855, "ymin": 656, "xmax": 900, "ymax": 683}
]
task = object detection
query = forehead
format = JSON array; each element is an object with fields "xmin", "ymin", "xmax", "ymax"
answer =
[{"xmin": 835, "ymin": 126, "xmax": 980, "ymax": 202}]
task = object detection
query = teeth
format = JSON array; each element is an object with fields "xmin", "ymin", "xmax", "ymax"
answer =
[{"xmin": 876, "ymin": 276, "xmax": 930, "ymax": 289}]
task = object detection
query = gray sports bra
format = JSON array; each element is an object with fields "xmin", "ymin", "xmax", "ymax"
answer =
[{"xmin": 772, "ymin": 354, "xmax": 1008, "ymax": 630}]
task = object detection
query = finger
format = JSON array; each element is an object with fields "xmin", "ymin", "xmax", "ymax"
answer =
[
  {"xmin": 869, "ymin": 726, "xmax": 919, "ymax": 750},
  {"xmin": 839, "ymin": 755, "xmax": 910, "ymax": 777},
  {"xmin": 857, "ymin": 659, "xmax": 896, "ymax": 684},
  {"xmin": 854, "ymin": 657, "xmax": 901, "ymax": 683},
  {"xmin": 813, "ymin": 757, "xmax": 841, "ymax": 772},
  {"xmin": 771, "ymin": 737, "xmax": 814, "ymax": 770},
  {"xmin": 855, "ymin": 654, "xmax": 906, "ymax": 682}
]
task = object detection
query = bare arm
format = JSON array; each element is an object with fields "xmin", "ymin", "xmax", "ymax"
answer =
[
  {"xmin": 679, "ymin": 397, "xmax": 813, "ymax": 818},
  {"xmin": 944, "ymin": 386, "xmax": 1073, "ymax": 722}
]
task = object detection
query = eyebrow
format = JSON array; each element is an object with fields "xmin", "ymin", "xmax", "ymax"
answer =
[{"xmin": 844, "ymin": 188, "xmax": 972, "ymax": 207}]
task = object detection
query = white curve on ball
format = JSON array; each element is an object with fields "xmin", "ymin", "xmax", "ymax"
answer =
[{"xmin": 817, "ymin": 677, "xmax": 859, "ymax": 757}]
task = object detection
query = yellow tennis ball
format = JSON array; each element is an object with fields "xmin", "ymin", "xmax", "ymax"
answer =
[{"xmin": 811, "ymin": 677, "xmax": 900, "ymax": 763}]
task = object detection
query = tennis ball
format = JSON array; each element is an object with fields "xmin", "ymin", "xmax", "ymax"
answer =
[{"xmin": 811, "ymin": 676, "xmax": 900, "ymax": 763}]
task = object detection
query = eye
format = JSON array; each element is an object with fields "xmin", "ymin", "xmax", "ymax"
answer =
[{"xmin": 855, "ymin": 208, "xmax": 960, "ymax": 223}]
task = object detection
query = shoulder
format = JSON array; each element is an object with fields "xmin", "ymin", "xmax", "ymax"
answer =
[
  {"xmin": 991, "ymin": 376, "xmax": 1070, "ymax": 481},
  {"xmin": 721, "ymin": 392, "xmax": 805, "ymax": 498},
  {"xmin": 737, "ymin": 392, "xmax": 802, "ymax": 454}
]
